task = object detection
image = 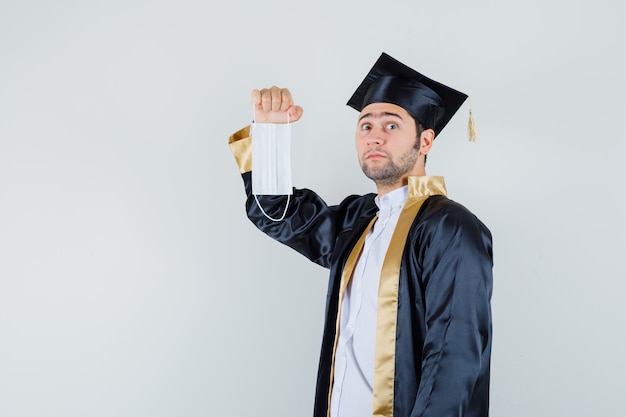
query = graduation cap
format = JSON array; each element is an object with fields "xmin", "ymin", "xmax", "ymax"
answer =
[{"xmin": 347, "ymin": 52, "xmax": 476, "ymax": 141}]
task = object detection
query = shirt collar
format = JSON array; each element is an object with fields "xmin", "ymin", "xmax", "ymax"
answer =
[{"xmin": 375, "ymin": 185, "xmax": 409, "ymax": 212}]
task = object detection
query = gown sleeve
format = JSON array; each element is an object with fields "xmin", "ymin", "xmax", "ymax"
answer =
[
  {"xmin": 229, "ymin": 126, "xmax": 375, "ymax": 269},
  {"xmin": 412, "ymin": 200, "xmax": 493, "ymax": 417}
]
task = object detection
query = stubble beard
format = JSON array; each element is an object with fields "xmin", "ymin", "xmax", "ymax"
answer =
[{"xmin": 361, "ymin": 141, "xmax": 420, "ymax": 187}]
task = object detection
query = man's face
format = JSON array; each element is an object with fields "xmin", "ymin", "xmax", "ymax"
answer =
[{"xmin": 355, "ymin": 102, "xmax": 422, "ymax": 188}]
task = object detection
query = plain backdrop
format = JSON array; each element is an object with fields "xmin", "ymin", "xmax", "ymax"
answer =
[{"xmin": 1, "ymin": 0, "xmax": 625, "ymax": 416}]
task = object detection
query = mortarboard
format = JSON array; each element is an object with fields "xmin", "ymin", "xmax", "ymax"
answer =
[{"xmin": 347, "ymin": 52, "xmax": 476, "ymax": 141}]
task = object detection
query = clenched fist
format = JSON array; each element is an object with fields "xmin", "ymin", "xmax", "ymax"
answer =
[{"xmin": 251, "ymin": 86, "xmax": 304, "ymax": 124}]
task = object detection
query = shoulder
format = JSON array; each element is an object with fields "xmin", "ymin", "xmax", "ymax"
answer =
[
  {"xmin": 336, "ymin": 192, "xmax": 378, "ymax": 214},
  {"xmin": 322, "ymin": 192, "xmax": 378, "ymax": 230},
  {"xmin": 408, "ymin": 196, "xmax": 493, "ymax": 268},
  {"xmin": 417, "ymin": 195, "xmax": 492, "ymax": 240}
]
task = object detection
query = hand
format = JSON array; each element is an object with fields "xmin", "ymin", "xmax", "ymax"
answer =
[{"xmin": 251, "ymin": 86, "xmax": 304, "ymax": 124}]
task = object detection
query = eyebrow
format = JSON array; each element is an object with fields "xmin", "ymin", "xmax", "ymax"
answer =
[{"xmin": 358, "ymin": 111, "xmax": 404, "ymax": 121}]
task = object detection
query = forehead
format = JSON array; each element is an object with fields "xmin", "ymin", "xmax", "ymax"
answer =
[{"xmin": 358, "ymin": 102, "xmax": 411, "ymax": 119}]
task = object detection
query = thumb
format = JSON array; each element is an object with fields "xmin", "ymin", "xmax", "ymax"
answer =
[{"xmin": 288, "ymin": 105, "xmax": 304, "ymax": 122}]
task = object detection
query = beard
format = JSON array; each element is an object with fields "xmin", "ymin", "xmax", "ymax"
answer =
[{"xmin": 360, "ymin": 143, "xmax": 420, "ymax": 187}]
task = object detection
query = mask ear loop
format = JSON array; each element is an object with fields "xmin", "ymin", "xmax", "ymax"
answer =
[{"xmin": 252, "ymin": 106, "xmax": 291, "ymax": 222}]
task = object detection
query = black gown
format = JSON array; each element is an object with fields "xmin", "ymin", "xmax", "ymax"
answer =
[{"xmin": 229, "ymin": 126, "xmax": 493, "ymax": 417}]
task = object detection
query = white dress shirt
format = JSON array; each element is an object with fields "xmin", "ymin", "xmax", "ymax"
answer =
[{"xmin": 330, "ymin": 185, "xmax": 408, "ymax": 417}]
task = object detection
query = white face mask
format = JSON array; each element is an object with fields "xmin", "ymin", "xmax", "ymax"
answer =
[{"xmin": 251, "ymin": 121, "xmax": 293, "ymax": 196}]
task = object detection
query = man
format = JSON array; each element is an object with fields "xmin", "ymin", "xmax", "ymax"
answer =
[{"xmin": 228, "ymin": 53, "xmax": 493, "ymax": 417}]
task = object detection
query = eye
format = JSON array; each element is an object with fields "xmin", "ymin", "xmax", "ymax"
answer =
[
  {"xmin": 385, "ymin": 122, "xmax": 398, "ymax": 130},
  {"xmin": 360, "ymin": 123, "xmax": 372, "ymax": 131}
]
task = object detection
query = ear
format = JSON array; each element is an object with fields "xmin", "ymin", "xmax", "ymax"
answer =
[{"xmin": 419, "ymin": 129, "xmax": 435, "ymax": 156}]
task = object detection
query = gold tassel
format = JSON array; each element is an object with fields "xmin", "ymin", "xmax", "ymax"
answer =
[{"xmin": 468, "ymin": 99, "xmax": 477, "ymax": 142}]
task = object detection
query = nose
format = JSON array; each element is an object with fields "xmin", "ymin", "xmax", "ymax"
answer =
[{"xmin": 367, "ymin": 135, "xmax": 383, "ymax": 146}]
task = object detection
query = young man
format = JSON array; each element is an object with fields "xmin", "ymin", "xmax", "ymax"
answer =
[{"xmin": 228, "ymin": 53, "xmax": 493, "ymax": 417}]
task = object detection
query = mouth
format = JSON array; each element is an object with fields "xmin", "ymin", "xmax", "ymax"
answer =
[{"xmin": 365, "ymin": 150, "xmax": 387, "ymax": 160}]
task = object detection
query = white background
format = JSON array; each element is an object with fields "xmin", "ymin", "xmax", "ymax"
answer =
[{"xmin": 1, "ymin": 0, "xmax": 625, "ymax": 416}]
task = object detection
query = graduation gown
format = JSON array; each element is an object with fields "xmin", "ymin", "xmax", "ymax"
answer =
[{"xmin": 229, "ymin": 126, "xmax": 493, "ymax": 417}]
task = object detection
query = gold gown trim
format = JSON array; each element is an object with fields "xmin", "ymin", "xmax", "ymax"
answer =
[
  {"xmin": 372, "ymin": 175, "xmax": 446, "ymax": 417},
  {"xmin": 228, "ymin": 125, "xmax": 252, "ymax": 173}
]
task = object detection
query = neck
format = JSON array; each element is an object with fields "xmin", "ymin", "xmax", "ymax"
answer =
[
  {"xmin": 375, "ymin": 167, "xmax": 426, "ymax": 197},
  {"xmin": 376, "ymin": 182, "xmax": 403, "ymax": 197}
]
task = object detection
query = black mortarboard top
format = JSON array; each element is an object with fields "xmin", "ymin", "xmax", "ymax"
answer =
[{"xmin": 347, "ymin": 52, "xmax": 476, "ymax": 141}]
